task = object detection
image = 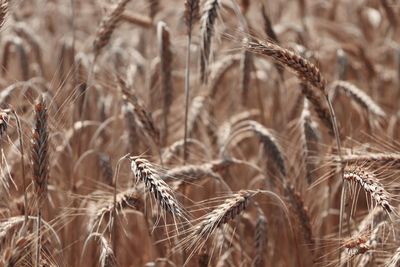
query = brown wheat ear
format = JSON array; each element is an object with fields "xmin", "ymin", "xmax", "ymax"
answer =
[
  {"xmin": 244, "ymin": 39, "xmax": 326, "ymax": 93},
  {"xmin": 129, "ymin": 157, "xmax": 188, "ymax": 220},
  {"xmin": 185, "ymin": 0, "xmax": 200, "ymax": 35},
  {"xmin": 84, "ymin": 233, "xmax": 117, "ymax": 267},
  {"xmin": 157, "ymin": 21, "xmax": 173, "ymax": 146},
  {"xmin": 31, "ymin": 96, "xmax": 50, "ymax": 267},
  {"xmin": 254, "ymin": 206, "xmax": 268, "ymax": 267},
  {"xmin": 178, "ymin": 190, "xmax": 254, "ymax": 255},
  {"xmin": 93, "ymin": 0, "xmax": 131, "ymax": 55},
  {"xmin": 200, "ymin": 0, "xmax": 221, "ymax": 83},
  {"xmin": 344, "ymin": 166, "xmax": 394, "ymax": 214}
]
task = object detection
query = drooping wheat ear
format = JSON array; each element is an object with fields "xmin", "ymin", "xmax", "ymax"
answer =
[
  {"xmin": 157, "ymin": 21, "xmax": 173, "ymax": 146},
  {"xmin": 179, "ymin": 190, "xmax": 254, "ymax": 255},
  {"xmin": 285, "ymin": 184, "xmax": 314, "ymax": 250},
  {"xmin": 207, "ymin": 54, "xmax": 241, "ymax": 98},
  {"xmin": 88, "ymin": 188, "xmax": 142, "ymax": 233},
  {"xmin": 344, "ymin": 166, "xmax": 393, "ymax": 213},
  {"xmin": 300, "ymin": 99, "xmax": 320, "ymax": 184},
  {"xmin": 129, "ymin": 157, "xmax": 187, "ymax": 220},
  {"xmin": 224, "ymin": 120, "xmax": 286, "ymax": 178},
  {"xmin": 162, "ymin": 138, "xmax": 210, "ymax": 164},
  {"xmin": 0, "ymin": 0, "xmax": 8, "ymax": 29},
  {"xmin": 14, "ymin": 23, "xmax": 45, "ymax": 76},
  {"xmin": 330, "ymin": 80, "xmax": 386, "ymax": 117},
  {"xmin": 118, "ymin": 77, "xmax": 160, "ymax": 147},
  {"xmin": 164, "ymin": 163, "xmax": 227, "ymax": 191},
  {"xmin": 98, "ymin": 153, "xmax": 113, "ymax": 186},
  {"xmin": 31, "ymin": 97, "xmax": 49, "ymax": 267},
  {"xmin": 0, "ymin": 109, "xmax": 9, "ymax": 138},
  {"xmin": 183, "ymin": 0, "xmax": 200, "ymax": 162},
  {"xmin": 122, "ymin": 99, "xmax": 139, "ymax": 154},
  {"xmin": 85, "ymin": 233, "xmax": 117, "ymax": 267},
  {"xmin": 164, "ymin": 163, "xmax": 222, "ymax": 181},
  {"xmin": 217, "ymin": 109, "xmax": 260, "ymax": 148},
  {"xmin": 93, "ymin": 0, "xmax": 131, "ymax": 55},
  {"xmin": 240, "ymin": 47, "xmax": 252, "ymax": 106},
  {"xmin": 244, "ymin": 39, "xmax": 326, "ymax": 93},
  {"xmin": 254, "ymin": 206, "xmax": 267, "ymax": 267},
  {"xmin": 1, "ymin": 37, "xmax": 30, "ymax": 80},
  {"xmin": 200, "ymin": 0, "xmax": 221, "ymax": 83},
  {"xmin": 187, "ymin": 95, "xmax": 208, "ymax": 138},
  {"xmin": 148, "ymin": 0, "xmax": 159, "ymax": 19}
]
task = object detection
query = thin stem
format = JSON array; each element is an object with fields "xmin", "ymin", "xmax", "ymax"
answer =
[
  {"xmin": 325, "ymin": 94, "xmax": 344, "ymax": 264},
  {"xmin": 112, "ymin": 154, "xmax": 129, "ymax": 253},
  {"xmin": 35, "ymin": 209, "xmax": 42, "ymax": 267},
  {"xmin": 183, "ymin": 31, "xmax": 192, "ymax": 163}
]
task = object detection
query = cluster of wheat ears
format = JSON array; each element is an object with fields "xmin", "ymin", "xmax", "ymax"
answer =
[{"xmin": 0, "ymin": 0, "xmax": 400, "ymax": 266}]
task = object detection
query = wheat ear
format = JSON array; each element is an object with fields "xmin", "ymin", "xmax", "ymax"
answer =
[
  {"xmin": 344, "ymin": 166, "xmax": 393, "ymax": 214},
  {"xmin": 254, "ymin": 206, "xmax": 267, "ymax": 267},
  {"xmin": 200, "ymin": 0, "xmax": 220, "ymax": 83},
  {"xmin": 157, "ymin": 21, "xmax": 173, "ymax": 146},
  {"xmin": 93, "ymin": 0, "xmax": 131, "ymax": 55},
  {"xmin": 31, "ymin": 97, "xmax": 49, "ymax": 267},
  {"xmin": 129, "ymin": 157, "xmax": 187, "ymax": 220},
  {"xmin": 84, "ymin": 233, "xmax": 117, "ymax": 267},
  {"xmin": 330, "ymin": 80, "xmax": 386, "ymax": 117}
]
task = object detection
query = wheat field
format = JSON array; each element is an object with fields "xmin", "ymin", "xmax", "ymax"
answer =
[{"xmin": 0, "ymin": 0, "xmax": 400, "ymax": 266}]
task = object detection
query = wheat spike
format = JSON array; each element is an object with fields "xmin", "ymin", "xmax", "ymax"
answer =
[
  {"xmin": 157, "ymin": 21, "xmax": 173, "ymax": 146},
  {"xmin": 344, "ymin": 166, "xmax": 393, "ymax": 214},
  {"xmin": 200, "ymin": 0, "xmax": 220, "ymax": 83},
  {"xmin": 93, "ymin": 0, "xmax": 131, "ymax": 55},
  {"xmin": 130, "ymin": 157, "xmax": 187, "ymax": 220},
  {"xmin": 331, "ymin": 80, "xmax": 386, "ymax": 117}
]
